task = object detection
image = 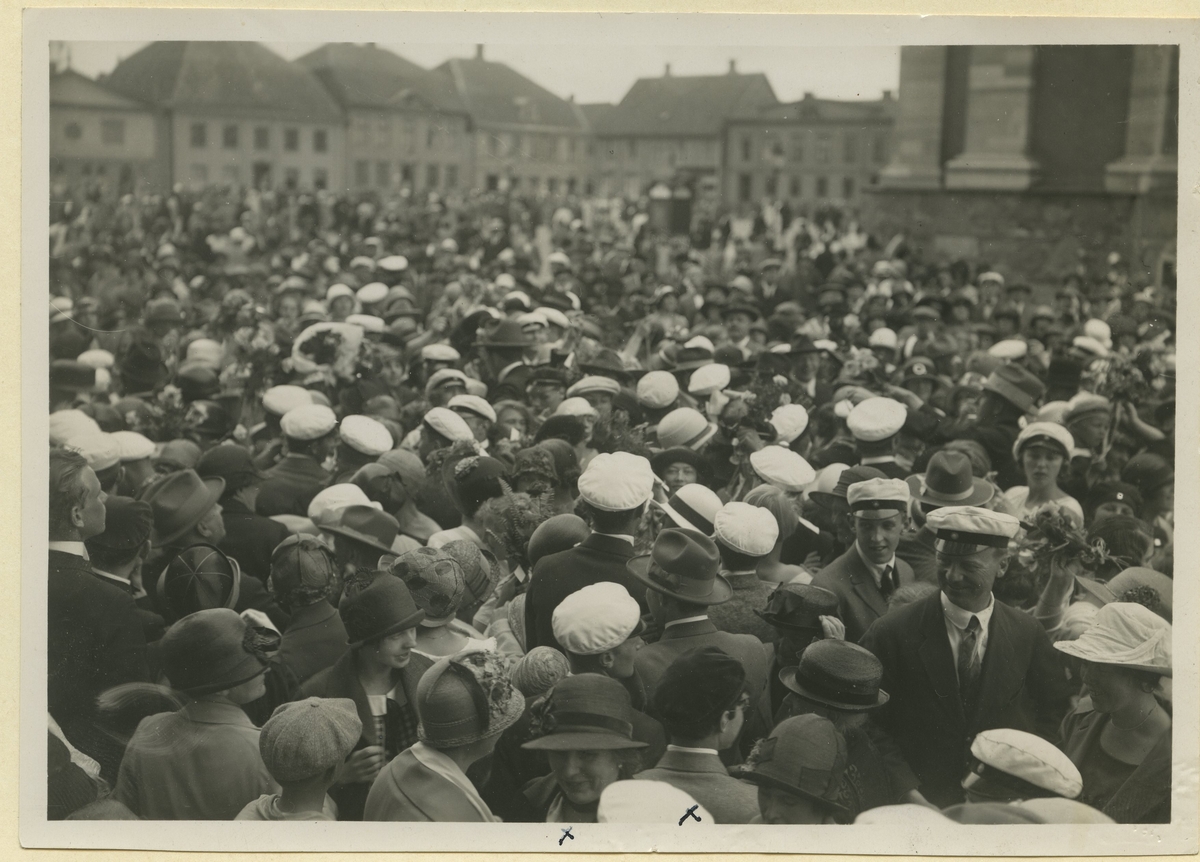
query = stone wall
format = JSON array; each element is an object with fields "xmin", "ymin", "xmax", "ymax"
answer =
[{"xmin": 860, "ymin": 188, "xmax": 1176, "ymax": 285}]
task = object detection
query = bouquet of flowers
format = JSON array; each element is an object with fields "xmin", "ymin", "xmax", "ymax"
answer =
[
  {"xmin": 1015, "ymin": 506, "xmax": 1124, "ymax": 573},
  {"xmin": 289, "ymin": 322, "xmax": 364, "ymax": 383},
  {"xmin": 1083, "ymin": 352, "xmax": 1149, "ymax": 405}
]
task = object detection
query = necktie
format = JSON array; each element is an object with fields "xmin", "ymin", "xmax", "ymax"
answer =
[
  {"xmin": 957, "ymin": 615, "xmax": 982, "ymax": 707},
  {"xmin": 879, "ymin": 565, "xmax": 897, "ymax": 600}
]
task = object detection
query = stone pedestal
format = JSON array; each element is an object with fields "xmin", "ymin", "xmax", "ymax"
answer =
[
  {"xmin": 945, "ymin": 46, "xmax": 1040, "ymax": 191},
  {"xmin": 1105, "ymin": 46, "xmax": 1178, "ymax": 194},
  {"xmin": 877, "ymin": 47, "xmax": 947, "ymax": 190}
]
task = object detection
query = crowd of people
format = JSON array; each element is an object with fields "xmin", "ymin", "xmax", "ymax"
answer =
[{"xmin": 45, "ymin": 182, "xmax": 1176, "ymax": 826}]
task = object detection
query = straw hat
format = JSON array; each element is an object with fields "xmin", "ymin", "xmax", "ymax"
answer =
[{"xmin": 1054, "ymin": 602, "xmax": 1172, "ymax": 676}]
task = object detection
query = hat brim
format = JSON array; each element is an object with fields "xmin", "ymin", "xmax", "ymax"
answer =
[
  {"xmin": 752, "ymin": 611, "xmax": 824, "ymax": 636},
  {"xmin": 178, "ymin": 654, "xmax": 268, "ymax": 696},
  {"xmin": 1073, "ymin": 575, "xmax": 1117, "ymax": 607},
  {"xmin": 905, "ymin": 474, "xmax": 995, "ymax": 509},
  {"xmin": 777, "ymin": 665, "xmax": 889, "ymax": 712},
  {"xmin": 650, "ymin": 448, "xmax": 706, "ymax": 478},
  {"xmin": 1052, "ymin": 640, "xmax": 1172, "ymax": 678},
  {"xmin": 626, "ymin": 555, "xmax": 732, "ymax": 606},
  {"xmin": 348, "ymin": 608, "xmax": 426, "ymax": 647},
  {"xmin": 321, "ymin": 525, "xmax": 397, "ymax": 558},
  {"xmin": 151, "ymin": 477, "xmax": 226, "ymax": 547},
  {"xmin": 658, "ymin": 500, "xmax": 714, "ymax": 536},
  {"xmin": 521, "ymin": 731, "xmax": 648, "ymax": 751},
  {"xmin": 734, "ymin": 769, "xmax": 851, "ymax": 817}
]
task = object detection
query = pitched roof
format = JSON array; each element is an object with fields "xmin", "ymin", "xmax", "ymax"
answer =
[
  {"xmin": 578, "ymin": 102, "xmax": 617, "ymax": 133},
  {"xmin": 433, "ymin": 56, "xmax": 584, "ymax": 131},
  {"xmin": 592, "ymin": 71, "xmax": 779, "ymax": 138},
  {"xmin": 51, "ymin": 69, "xmax": 149, "ymax": 111},
  {"xmin": 733, "ymin": 95, "xmax": 898, "ymax": 125},
  {"xmin": 102, "ymin": 41, "xmax": 342, "ymax": 123},
  {"xmin": 295, "ymin": 43, "xmax": 466, "ymax": 115}
]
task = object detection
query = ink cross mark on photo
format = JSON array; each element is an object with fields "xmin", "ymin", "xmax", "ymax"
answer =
[
  {"xmin": 559, "ymin": 827, "xmax": 574, "ymax": 845},
  {"xmin": 679, "ymin": 804, "xmax": 701, "ymax": 825}
]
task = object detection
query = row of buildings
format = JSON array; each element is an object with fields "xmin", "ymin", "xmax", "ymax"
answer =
[{"xmin": 49, "ymin": 41, "xmax": 896, "ymax": 207}]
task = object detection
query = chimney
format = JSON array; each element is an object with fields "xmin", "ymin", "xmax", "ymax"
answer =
[
  {"xmin": 367, "ymin": 42, "xmax": 375, "ymax": 49},
  {"xmin": 664, "ymin": 62, "xmax": 671, "ymax": 77},
  {"xmin": 475, "ymin": 44, "xmax": 484, "ymax": 60},
  {"xmin": 883, "ymin": 89, "xmax": 893, "ymax": 100},
  {"xmin": 728, "ymin": 59, "xmax": 737, "ymax": 75},
  {"xmin": 568, "ymin": 94, "xmax": 575, "ymax": 103},
  {"xmin": 803, "ymin": 91, "xmax": 814, "ymax": 101}
]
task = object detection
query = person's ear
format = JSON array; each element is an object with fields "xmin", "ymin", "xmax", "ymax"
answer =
[
  {"xmin": 70, "ymin": 502, "xmax": 86, "ymax": 530},
  {"xmin": 598, "ymin": 650, "xmax": 616, "ymax": 670},
  {"xmin": 718, "ymin": 710, "xmax": 733, "ymax": 734},
  {"xmin": 995, "ymin": 550, "xmax": 1010, "ymax": 579}
]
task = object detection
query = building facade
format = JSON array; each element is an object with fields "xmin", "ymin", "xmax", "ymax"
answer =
[
  {"xmin": 722, "ymin": 91, "xmax": 896, "ymax": 208},
  {"xmin": 586, "ymin": 62, "xmax": 779, "ymax": 198},
  {"xmin": 102, "ymin": 41, "xmax": 346, "ymax": 192},
  {"xmin": 297, "ymin": 43, "xmax": 473, "ymax": 195},
  {"xmin": 49, "ymin": 69, "xmax": 166, "ymax": 198},
  {"xmin": 435, "ymin": 47, "xmax": 592, "ymax": 195},
  {"xmin": 868, "ymin": 45, "xmax": 1177, "ymax": 283}
]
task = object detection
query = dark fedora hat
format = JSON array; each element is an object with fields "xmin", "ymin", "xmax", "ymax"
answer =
[
  {"xmin": 670, "ymin": 346, "xmax": 715, "ymax": 373},
  {"xmin": 579, "ymin": 348, "xmax": 633, "ymax": 382},
  {"xmin": 339, "ymin": 573, "xmax": 425, "ymax": 646},
  {"xmin": 906, "ymin": 450, "xmax": 994, "ymax": 510},
  {"xmin": 321, "ymin": 504, "xmax": 399, "ymax": 557},
  {"xmin": 521, "ymin": 673, "xmax": 649, "ymax": 752},
  {"xmin": 160, "ymin": 608, "xmax": 267, "ymax": 695},
  {"xmin": 627, "ymin": 528, "xmax": 731, "ymax": 606},
  {"xmin": 475, "ymin": 319, "xmax": 531, "ymax": 348},
  {"xmin": 157, "ymin": 542, "xmax": 241, "ymax": 620},
  {"xmin": 779, "ymin": 639, "xmax": 889, "ymax": 712},
  {"xmin": 147, "ymin": 469, "xmax": 225, "ymax": 547},
  {"xmin": 755, "ymin": 583, "xmax": 840, "ymax": 634},
  {"xmin": 983, "ymin": 364, "xmax": 1046, "ymax": 414},
  {"xmin": 51, "ymin": 360, "xmax": 96, "ymax": 393},
  {"xmin": 196, "ymin": 443, "xmax": 265, "ymax": 495}
]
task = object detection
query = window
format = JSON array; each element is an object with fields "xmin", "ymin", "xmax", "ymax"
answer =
[
  {"xmin": 426, "ymin": 126, "xmax": 437, "ymax": 150},
  {"xmin": 738, "ymin": 173, "xmax": 752, "ymax": 202},
  {"xmin": 789, "ymin": 175, "xmax": 801, "ymax": 197},
  {"xmin": 354, "ymin": 160, "xmax": 369, "ymax": 186},
  {"xmin": 509, "ymin": 176, "xmax": 521, "ymax": 191},
  {"xmin": 567, "ymin": 177, "xmax": 577, "ymax": 194},
  {"xmin": 284, "ymin": 128, "xmax": 299, "ymax": 152},
  {"xmin": 190, "ymin": 123, "xmax": 207, "ymax": 148},
  {"xmin": 253, "ymin": 162, "xmax": 272, "ymax": 189},
  {"xmin": 771, "ymin": 140, "xmax": 785, "ymax": 160},
  {"xmin": 568, "ymin": 137, "xmax": 577, "ymax": 160},
  {"xmin": 101, "ymin": 119, "xmax": 125, "ymax": 145},
  {"xmin": 401, "ymin": 163, "xmax": 414, "ymax": 185},
  {"xmin": 376, "ymin": 161, "xmax": 391, "ymax": 187},
  {"xmin": 313, "ymin": 129, "xmax": 328, "ymax": 153},
  {"xmin": 426, "ymin": 163, "xmax": 440, "ymax": 189},
  {"xmin": 528, "ymin": 176, "xmax": 539, "ymax": 192},
  {"xmin": 486, "ymin": 173, "xmax": 499, "ymax": 191},
  {"xmin": 548, "ymin": 177, "xmax": 559, "ymax": 194},
  {"xmin": 790, "ymin": 133, "xmax": 805, "ymax": 163},
  {"xmin": 284, "ymin": 167, "xmax": 299, "ymax": 189},
  {"xmin": 190, "ymin": 163, "xmax": 208, "ymax": 184},
  {"xmin": 445, "ymin": 164, "xmax": 459, "ymax": 189},
  {"xmin": 816, "ymin": 176, "xmax": 828, "ymax": 197},
  {"xmin": 816, "ymin": 133, "xmax": 832, "ymax": 164},
  {"xmin": 741, "ymin": 136, "xmax": 751, "ymax": 162},
  {"xmin": 843, "ymin": 133, "xmax": 857, "ymax": 164},
  {"xmin": 842, "ymin": 177, "xmax": 855, "ymax": 198},
  {"xmin": 313, "ymin": 168, "xmax": 328, "ymax": 190},
  {"xmin": 402, "ymin": 119, "xmax": 417, "ymax": 154},
  {"xmin": 254, "ymin": 127, "xmax": 269, "ymax": 150},
  {"xmin": 584, "ymin": 179, "xmax": 595, "ymax": 195},
  {"xmin": 765, "ymin": 174, "xmax": 777, "ymax": 197},
  {"xmin": 64, "ymin": 122, "xmax": 82, "ymax": 141},
  {"xmin": 223, "ymin": 124, "xmax": 239, "ymax": 149},
  {"xmin": 873, "ymin": 131, "xmax": 889, "ymax": 164}
]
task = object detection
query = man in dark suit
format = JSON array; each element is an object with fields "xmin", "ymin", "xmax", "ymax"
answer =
[
  {"xmin": 197, "ymin": 443, "xmax": 290, "ymax": 587},
  {"xmin": 813, "ymin": 477, "xmax": 916, "ymax": 643},
  {"xmin": 524, "ymin": 452, "xmax": 654, "ymax": 653},
  {"xmin": 629, "ymin": 528, "xmax": 773, "ymax": 758},
  {"xmin": 48, "ymin": 449, "xmax": 150, "ymax": 781},
  {"xmin": 860, "ymin": 506, "xmax": 1072, "ymax": 808},
  {"xmin": 257, "ymin": 404, "xmax": 337, "ymax": 518}
]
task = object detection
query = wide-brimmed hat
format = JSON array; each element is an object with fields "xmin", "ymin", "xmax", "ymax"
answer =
[
  {"xmin": 388, "ymin": 548, "xmax": 466, "ymax": 627},
  {"xmin": 417, "ymin": 649, "xmax": 525, "ymax": 747},
  {"xmin": 321, "ymin": 504, "xmax": 399, "ymax": 557},
  {"xmin": 627, "ymin": 528, "xmax": 731, "ymax": 606},
  {"xmin": 160, "ymin": 608, "xmax": 267, "ymax": 695},
  {"xmin": 755, "ymin": 583, "xmax": 839, "ymax": 634},
  {"xmin": 906, "ymin": 450, "xmax": 994, "ymax": 510},
  {"xmin": 1074, "ymin": 567, "xmax": 1173, "ymax": 623},
  {"xmin": 339, "ymin": 574, "xmax": 425, "ymax": 646},
  {"xmin": 474, "ymin": 319, "xmax": 531, "ymax": 348},
  {"xmin": 1054, "ymin": 601, "xmax": 1172, "ymax": 676},
  {"xmin": 146, "ymin": 469, "xmax": 225, "ymax": 547},
  {"xmin": 779, "ymin": 639, "xmax": 889, "ymax": 712},
  {"xmin": 521, "ymin": 673, "xmax": 649, "ymax": 751},
  {"xmin": 734, "ymin": 714, "xmax": 851, "ymax": 815}
]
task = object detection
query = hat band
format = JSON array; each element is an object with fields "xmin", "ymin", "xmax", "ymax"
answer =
[
  {"xmin": 986, "ymin": 376, "xmax": 1036, "ymax": 412},
  {"xmin": 668, "ymin": 498, "xmax": 714, "ymax": 536},
  {"xmin": 681, "ymin": 424, "xmax": 714, "ymax": 449},
  {"xmin": 935, "ymin": 529, "xmax": 1009, "ymax": 549},
  {"xmin": 649, "ymin": 566, "xmax": 716, "ymax": 600},
  {"xmin": 550, "ymin": 711, "xmax": 633, "ymax": 739},
  {"xmin": 850, "ymin": 499, "xmax": 906, "ymax": 514},
  {"xmin": 921, "ymin": 479, "xmax": 975, "ymax": 503},
  {"xmin": 795, "ymin": 667, "xmax": 880, "ymax": 707}
]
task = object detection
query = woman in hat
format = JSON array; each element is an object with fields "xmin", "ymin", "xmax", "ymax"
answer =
[
  {"xmin": 737, "ymin": 715, "xmax": 853, "ymax": 824},
  {"xmin": 1055, "ymin": 602, "xmax": 1172, "ymax": 823},
  {"xmin": 388, "ymin": 548, "xmax": 492, "ymax": 664},
  {"xmin": 299, "ymin": 574, "xmax": 427, "ymax": 821},
  {"xmin": 520, "ymin": 674, "xmax": 649, "ymax": 823},
  {"xmin": 364, "ymin": 649, "xmax": 524, "ymax": 821},
  {"xmin": 650, "ymin": 447, "xmax": 708, "ymax": 498},
  {"xmin": 743, "ymin": 484, "xmax": 814, "ymax": 585},
  {"xmin": 1001, "ymin": 422, "xmax": 1085, "ymax": 527}
]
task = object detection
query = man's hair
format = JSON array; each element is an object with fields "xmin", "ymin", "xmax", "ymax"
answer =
[
  {"xmin": 715, "ymin": 542, "xmax": 760, "ymax": 571},
  {"xmin": 585, "ymin": 503, "xmax": 643, "ymax": 535},
  {"xmin": 285, "ymin": 433, "xmax": 331, "ymax": 459},
  {"xmin": 533, "ymin": 415, "xmax": 587, "ymax": 447},
  {"xmin": 49, "ymin": 448, "xmax": 89, "ymax": 538},
  {"xmin": 94, "ymin": 462, "xmax": 122, "ymax": 493},
  {"xmin": 567, "ymin": 652, "xmax": 608, "ymax": 675},
  {"xmin": 855, "ymin": 436, "xmax": 896, "ymax": 458},
  {"xmin": 86, "ymin": 541, "xmax": 143, "ymax": 572}
]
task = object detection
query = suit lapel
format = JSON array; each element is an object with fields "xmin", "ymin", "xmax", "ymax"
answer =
[
  {"xmin": 916, "ymin": 595, "xmax": 964, "ymax": 725},
  {"xmin": 969, "ymin": 602, "xmax": 1020, "ymax": 728},
  {"xmin": 848, "ymin": 549, "xmax": 889, "ymax": 619}
]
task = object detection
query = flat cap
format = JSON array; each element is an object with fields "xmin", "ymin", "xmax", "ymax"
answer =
[
  {"xmin": 770, "ymin": 404, "xmax": 809, "ymax": 445},
  {"xmin": 259, "ymin": 697, "xmax": 362, "ymax": 783},
  {"xmin": 554, "ymin": 397, "xmax": 599, "ymax": 419},
  {"xmin": 552, "ymin": 582, "xmax": 642, "ymax": 656},
  {"xmin": 927, "ymin": 506, "xmax": 1020, "ymax": 555},
  {"xmin": 448, "ymin": 394, "xmax": 497, "ymax": 423},
  {"xmin": 68, "ymin": 433, "xmax": 121, "ymax": 472},
  {"xmin": 307, "ymin": 483, "xmax": 379, "ymax": 526},
  {"xmin": 567, "ymin": 375, "xmax": 621, "ymax": 398},
  {"xmin": 1063, "ymin": 393, "xmax": 1111, "ymax": 425},
  {"xmin": 377, "ymin": 255, "xmax": 408, "ymax": 272},
  {"xmin": 578, "ymin": 452, "xmax": 654, "ymax": 512},
  {"xmin": 77, "ymin": 349, "xmax": 115, "ymax": 370},
  {"xmin": 425, "ymin": 368, "xmax": 469, "ymax": 396},
  {"xmin": 749, "ymin": 446, "xmax": 816, "ymax": 492},
  {"xmin": 1013, "ymin": 421, "xmax": 1074, "ymax": 461},
  {"xmin": 967, "ymin": 728, "xmax": 1083, "ymax": 799},
  {"xmin": 281, "ymin": 404, "xmax": 337, "ymax": 441},
  {"xmin": 846, "ymin": 397, "xmax": 907, "ymax": 442},
  {"xmin": 714, "ymin": 501, "xmax": 779, "ymax": 556},
  {"xmin": 263, "ymin": 385, "xmax": 314, "ymax": 417},
  {"xmin": 339, "ymin": 415, "xmax": 394, "ymax": 457},
  {"xmin": 50, "ymin": 410, "xmax": 101, "ymax": 447},
  {"xmin": 356, "ymin": 282, "xmax": 389, "ymax": 305},
  {"xmin": 420, "ymin": 344, "xmax": 461, "ymax": 363},
  {"xmin": 110, "ymin": 430, "xmax": 155, "ymax": 462},
  {"xmin": 867, "ymin": 328, "xmax": 898, "ymax": 350},
  {"xmin": 688, "ymin": 363, "xmax": 731, "ymax": 396},
  {"xmin": 989, "ymin": 339, "xmax": 1029, "ymax": 360},
  {"xmin": 636, "ymin": 370, "xmax": 679, "ymax": 409},
  {"xmin": 325, "ymin": 283, "xmax": 354, "ymax": 302},
  {"xmin": 847, "ymin": 477, "xmax": 910, "ymax": 519},
  {"xmin": 656, "ymin": 407, "xmax": 717, "ymax": 450},
  {"xmin": 423, "ymin": 406, "xmax": 476, "ymax": 443}
]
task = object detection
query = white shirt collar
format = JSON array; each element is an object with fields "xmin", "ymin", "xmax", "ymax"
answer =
[
  {"xmin": 860, "ymin": 455, "xmax": 897, "ymax": 465},
  {"xmin": 592, "ymin": 531, "xmax": 635, "ymax": 546},
  {"xmin": 91, "ymin": 567, "xmax": 130, "ymax": 585},
  {"xmin": 940, "ymin": 590, "xmax": 995, "ymax": 630},
  {"xmin": 667, "ymin": 744, "xmax": 719, "ymax": 756},
  {"xmin": 48, "ymin": 541, "xmax": 88, "ymax": 560},
  {"xmin": 664, "ymin": 615, "xmax": 708, "ymax": 630},
  {"xmin": 855, "ymin": 542, "xmax": 896, "ymax": 587}
]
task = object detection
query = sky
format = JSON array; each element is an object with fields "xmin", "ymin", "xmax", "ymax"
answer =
[{"xmin": 62, "ymin": 41, "xmax": 900, "ymax": 106}]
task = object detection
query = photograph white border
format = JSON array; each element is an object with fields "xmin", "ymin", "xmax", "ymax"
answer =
[{"xmin": 19, "ymin": 7, "xmax": 1200, "ymax": 853}]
